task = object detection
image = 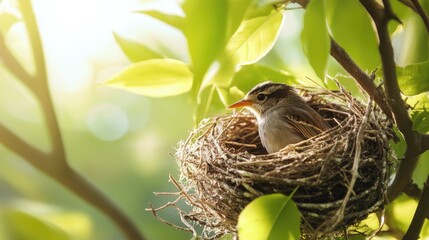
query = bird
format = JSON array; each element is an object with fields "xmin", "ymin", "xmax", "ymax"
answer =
[{"xmin": 228, "ymin": 81, "xmax": 330, "ymax": 153}]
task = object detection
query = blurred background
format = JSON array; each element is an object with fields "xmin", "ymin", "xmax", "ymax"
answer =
[
  {"xmin": 0, "ymin": 0, "xmax": 193, "ymax": 239},
  {"xmin": 1, "ymin": 0, "xmax": 429, "ymax": 239}
]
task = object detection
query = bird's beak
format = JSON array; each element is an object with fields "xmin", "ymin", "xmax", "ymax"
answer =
[{"xmin": 228, "ymin": 99, "xmax": 252, "ymax": 109}]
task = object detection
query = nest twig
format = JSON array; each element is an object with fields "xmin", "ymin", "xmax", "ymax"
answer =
[{"xmin": 147, "ymin": 87, "xmax": 396, "ymax": 239}]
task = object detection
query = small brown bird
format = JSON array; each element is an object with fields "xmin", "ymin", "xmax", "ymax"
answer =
[{"xmin": 228, "ymin": 81, "xmax": 330, "ymax": 153}]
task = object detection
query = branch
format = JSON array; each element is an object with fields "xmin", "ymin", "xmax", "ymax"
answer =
[
  {"xmin": 18, "ymin": 0, "xmax": 65, "ymax": 158},
  {"xmin": 292, "ymin": 0, "xmax": 393, "ymax": 120},
  {"xmin": 0, "ymin": 124, "xmax": 49, "ymax": 171},
  {"xmin": 359, "ymin": 0, "xmax": 423, "ymax": 202},
  {"xmin": 0, "ymin": 1, "xmax": 146, "ymax": 239},
  {"xmin": 410, "ymin": 0, "xmax": 429, "ymax": 33},
  {"xmin": 0, "ymin": 124, "xmax": 144, "ymax": 239},
  {"xmin": 18, "ymin": 0, "xmax": 47, "ymax": 82},
  {"xmin": 403, "ymin": 174, "xmax": 429, "ymax": 239},
  {"xmin": 53, "ymin": 165, "xmax": 145, "ymax": 240},
  {"xmin": 291, "ymin": 0, "xmax": 308, "ymax": 8},
  {"xmin": 403, "ymin": 181, "xmax": 422, "ymax": 199},
  {"xmin": 330, "ymin": 39, "xmax": 392, "ymax": 120},
  {"xmin": 0, "ymin": 33, "xmax": 36, "ymax": 91},
  {"xmin": 422, "ymin": 135, "xmax": 429, "ymax": 153}
]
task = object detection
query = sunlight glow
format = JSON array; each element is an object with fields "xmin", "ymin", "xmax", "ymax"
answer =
[{"xmin": 86, "ymin": 104, "xmax": 129, "ymax": 141}]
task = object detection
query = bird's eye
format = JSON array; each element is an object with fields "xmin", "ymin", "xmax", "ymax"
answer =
[{"xmin": 256, "ymin": 93, "xmax": 267, "ymax": 102}]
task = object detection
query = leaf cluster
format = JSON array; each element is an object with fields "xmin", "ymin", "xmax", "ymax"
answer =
[{"xmin": 105, "ymin": 0, "xmax": 294, "ymax": 122}]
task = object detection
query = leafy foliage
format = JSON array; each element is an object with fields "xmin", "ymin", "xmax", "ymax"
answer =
[
  {"xmin": 301, "ymin": 0, "xmax": 330, "ymax": 80},
  {"xmin": 5, "ymin": 210, "xmax": 71, "ymax": 240},
  {"xmin": 136, "ymin": 10, "xmax": 185, "ymax": 30},
  {"xmin": 411, "ymin": 109, "xmax": 429, "ymax": 133},
  {"xmin": 397, "ymin": 60, "xmax": 429, "ymax": 96},
  {"xmin": 104, "ymin": 59, "xmax": 192, "ymax": 97},
  {"xmin": 184, "ymin": 0, "xmax": 228, "ymax": 96},
  {"xmin": 225, "ymin": 10, "xmax": 283, "ymax": 65},
  {"xmin": 113, "ymin": 32, "xmax": 164, "ymax": 62},
  {"xmin": 107, "ymin": 0, "xmax": 288, "ymax": 122},
  {"xmin": 325, "ymin": 0, "xmax": 380, "ymax": 70},
  {"xmin": 237, "ymin": 193, "xmax": 300, "ymax": 240}
]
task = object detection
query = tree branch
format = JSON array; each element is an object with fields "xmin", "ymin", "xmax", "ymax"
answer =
[
  {"xmin": 410, "ymin": 0, "xmax": 429, "ymax": 33},
  {"xmin": 0, "ymin": 124, "xmax": 144, "ymax": 240},
  {"xmin": 53, "ymin": 165, "xmax": 145, "ymax": 240},
  {"xmin": 291, "ymin": 0, "xmax": 308, "ymax": 8},
  {"xmin": 0, "ymin": 1, "xmax": 146, "ymax": 239},
  {"xmin": 422, "ymin": 135, "xmax": 429, "ymax": 153},
  {"xmin": 0, "ymin": 33, "xmax": 37, "ymax": 91},
  {"xmin": 403, "ymin": 181, "xmax": 422, "ymax": 199},
  {"xmin": 18, "ymin": 0, "xmax": 65, "ymax": 158},
  {"xmin": 292, "ymin": 0, "xmax": 393, "ymax": 120},
  {"xmin": 329, "ymin": 39, "xmax": 392, "ymax": 120},
  {"xmin": 404, "ymin": 174, "xmax": 429, "ymax": 239},
  {"xmin": 0, "ymin": 124, "xmax": 49, "ymax": 171},
  {"xmin": 18, "ymin": 0, "xmax": 47, "ymax": 82},
  {"xmin": 359, "ymin": 0, "xmax": 423, "ymax": 202}
]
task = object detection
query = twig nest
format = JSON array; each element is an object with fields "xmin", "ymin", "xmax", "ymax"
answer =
[{"xmin": 158, "ymin": 88, "xmax": 395, "ymax": 239}]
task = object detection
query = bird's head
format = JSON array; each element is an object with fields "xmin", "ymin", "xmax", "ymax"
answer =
[{"xmin": 228, "ymin": 81, "xmax": 293, "ymax": 118}]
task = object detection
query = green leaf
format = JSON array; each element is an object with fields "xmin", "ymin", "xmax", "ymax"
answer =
[
  {"xmin": 231, "ymin": 64, "xmax": 296, "ymax": 95},
  {"xmin": 245, "ymin": 3, "xmax": 276, "ymax": 19},
  {"xmin": 210, "ymin": 55, "xmax": 237, "ymax": 87},
  {"xmin": 411, "ymin": 109, "xmax": 429, "ymax": 133},
  {"xmin": 6, "ymin": 210, "xmax": 70, "ymax": 240},
  {"xmin": 137, "ymin": 10, "xmax": 185, "ymax": 30},
  {"xmin": 301, "ymin": 0, "xmax": 330, "ymax": 80},
  {"xmin": 194, "ymin": 84, "xmax": 225, "ymax": 123},
  {"xmin": 325, "ymin": 0, "xmax": 380, "ymax": 70},
  {"xmin": 390, "ymin": 127, "xmax": 405, "ymax": 158},
  {"xmin": 226, "ymin": 0, "xmax": 253, "ymax": 39},
  {"xmin": 113, "ymin": 32, "xmax": 164, "ymax": 62},
  {"xmin": 237, "ymin": 193, "xmax": 301, "ymax": 240},
  {"xmin": 395, "ymin": 5, "xmax": 429, "ymax": 63},
  {"xmin": 396, "ymin": 61, "xmax": 429, "ymax": 95},
  {"xmin": 217, "ymin": 234, "xmax": 235, "ymax": 240},
  {"xmin": 226, "ymin": 11, "xmax": 283, "ymax": 65},
  {"xmin": 229, "ymin": 86, "xmax": 245, "ymax": 100},
  {"xmin": 103, "ymin": 59, "xmax": 193, "ymax": 97},
  {"xmin": 183, "ymin": 0, "xmax": 228, "ymax": 96},
  {"xmin": 216, "ymin": 85, "xmax": 229, "ymax": 107},
  {"xmin": 0, "ymin": 12, "xmax": 20, "ymax": 34}
]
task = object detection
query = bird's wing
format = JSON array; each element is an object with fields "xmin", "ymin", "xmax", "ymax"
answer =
[{"xmin": 282, "ymin": 107, "xmax": 328, "ymax": 139}]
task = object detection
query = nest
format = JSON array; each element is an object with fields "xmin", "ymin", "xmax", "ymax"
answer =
[{"xmin": 148, "ymin": 87, "xmax": 396, "ymax": 239}]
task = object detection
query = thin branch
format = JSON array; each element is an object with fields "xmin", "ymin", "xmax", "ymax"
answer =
[
  {"xmin": 0, "ymin": 1, "xmax": 146, "ymax": 239},
  {"xmin": 18, "ymin": 0, "xmax": 47, "ymax": 82},
  {"xmin": 403, "ymin": 181, "xmax": 423, "ymax": 199},
  {"xmin": 410, "ymin": 0, "xmax": 429, "ymax": 33},
  {"xmin": 0, "ymin": 124, "xmax": 144, "ymax": 240},
  {"xmin": 18, "ymin": 0, "xmax": 65, "ymax": 158},
  {"xmin": 0, "ymin": 33, "xmax": 37, "ymax": 91},
  {"xmin": 0, "ymin": 124, "xmax": 49, "ymax": 171},
  {"xmin": 53, "ymin": 165, "xmax": 145, "ymax": 240},
  {"xmin": 422, "ymin": 134, "xmax": 429, "ymax": 153},
  {"xmin": 359, "ymin": 0, "xmax": 423, "ymax": 202},
  {"xmin": 398, "ymin": 0, "xmax": 417, "ymax": 11},
  {"xmin": 330, "ymin": 39, "xmax": 392, "ymax": 120},
  {"xmin": 292, "ymin": 0, "xmax": 393, "ymax": 120},
  {"xmin": 291, "ymin": 0, "xmax": 308, "ymax": 8},
  {"xmin": 403, "ymin": 174, "xmax": 429, "ymax": 239}
]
